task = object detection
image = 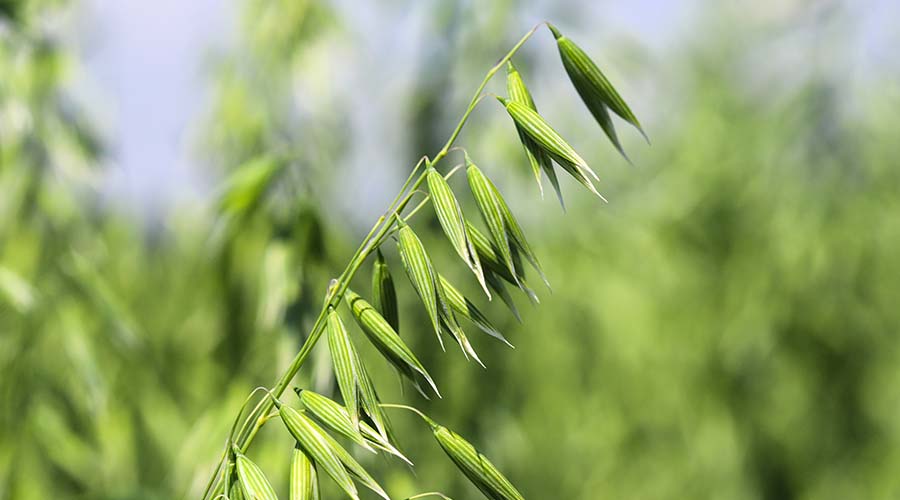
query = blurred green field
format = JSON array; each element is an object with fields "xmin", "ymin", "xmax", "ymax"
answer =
[{"xmin": 2, "ymin": 1, "xmax": 899, "ymax": 499}]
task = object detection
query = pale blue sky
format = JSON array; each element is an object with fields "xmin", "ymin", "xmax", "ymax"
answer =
[{"xmin": 64, "ymin": 0, "xmax": 898, "ymax": 214}]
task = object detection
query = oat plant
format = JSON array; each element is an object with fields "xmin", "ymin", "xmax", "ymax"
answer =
[{"xmin": 202, "ymin": 22, "xmax": 646, "ymax": 500}]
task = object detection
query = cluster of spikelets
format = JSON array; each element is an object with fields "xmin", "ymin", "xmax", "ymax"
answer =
[{"xmin": 210, "ymin": 23, "xmax": 645, "ymax": 500}]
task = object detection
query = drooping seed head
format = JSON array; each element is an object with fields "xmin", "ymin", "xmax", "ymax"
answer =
[
  {"xmin": 301, "ymin": 385, "xmax": 408, "ymax": 463},
  {"xmin": 437, "ymin": 296, "xmax": 484, "ymax": 368},
  {"xmin": 353, "ymin": 348, "xmax": 392, "ymax": 441}
]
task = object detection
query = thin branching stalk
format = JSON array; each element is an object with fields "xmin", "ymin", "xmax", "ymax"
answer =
[
  {"xmin": 203, "ymin": 19, "xmax": 647, "ymax": 498},
  {"xmin": 202, "ymin": 24, "xmax": 545, "ymax": 499}
]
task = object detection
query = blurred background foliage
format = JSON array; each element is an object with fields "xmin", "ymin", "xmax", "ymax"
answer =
[{"xmin": 2, "ymin": 0, "xmax": 899, "ymax": 499}]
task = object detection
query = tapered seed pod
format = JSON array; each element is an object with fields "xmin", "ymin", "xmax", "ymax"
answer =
[
  {"xmin": 466, "ymin": 158, "xmax": 516, "ymax": 281},
  {"xmin": 496, "ymin": 96, "xmax": 593, "ymax": 177},
  {"xmin": 406, "ymin": 409, "xmax": 525, "ymax": 500},
  {"xmin": 295, "ymin": 388, "xmax": 373, "ymax": 452},
  {"xmin": 549, "ymin": 23, "xmax": 648, "ymax": 144},
  {"xmin": 497, "ymin": 96, "xmax": 606, "ymax": 201},
  {"xmin": 326, "ymin": 308, "xmax": 361, "ymax": 430},
  {"xmin": 278, "ymin": 404, "xmax": 360, "ymax": 500},
  {"xmin": 372, "ymin": 249, "xmax": 399, "ymax": 333},
  {"xmin": 426, "ymin": 166, "xmax": 490, "ymax": 298},
  {"xmin": 397, "ymin": 221, "xmax": 444, "ymax": 349},
  {"xmin": 233, "ymin": 446, "xmax": 279, "ymax": 500},
  {"xmin": 286, "ymin": 402, "xmax": 389, "ymax": 500},
  {"xmin": 506, "ymin": 61, "xmax": 563, "ymax": 207},
  {"xmin": 345, "ymin": 289, "xmax": 440, "ymax": 396},
  {"xmin": 433, "ymin": 425, "xmax": 525, "ymax": 500},
  {"xmin": 467, "ymin": 159, "xmax": 547, "ymax": 287},
  {"xmin": 291, "ymin": 444, "xmax": 319, "ymax": 500},
  {"xmin": 296, "ymin": 388, "xmax": 411, "ymax": 464}
]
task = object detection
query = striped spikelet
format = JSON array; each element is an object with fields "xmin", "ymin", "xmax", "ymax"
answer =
[
  {"xmin": 496, "ymin": 96, "xmax": 606, "ymax": 201},
  {"xmin": 506, "ymin": 61, "xmax": 563, "ymax": 207},
  {"xmin": 549, "ymin": 23, "xmax": 648, "ymax": 146},
  {"xmin": 290, "ymin": 444, "xmax": 319, "ymax": 500},
  {"xmin": 233, "ymin": 446, "xmax": 279, "ymax": 500},
  {"xmin": 372, "ymin": 249, "xmax": 399, "ymax": 333},
  {"xmin": 397, "ymin": 221, "xmax": 444, "ymax": 349},
  {"xmin": 278, "ymin": 404, "xmax": 360, "ymax": 500},
  {"xmin": 426, "ymin": 166, "xmax": 490, "ymax": 297},
  {"xmin": 402, "ymin": 407, "xmax": 525, "ymax": 500},
  {"xmin": 345, "ymin": 289, "xmax": 440, "ymax": 396}
]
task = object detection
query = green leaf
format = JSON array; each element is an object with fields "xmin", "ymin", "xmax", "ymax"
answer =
[
  {"xmin": 291, "ymin": 444, "xmax": 319, "ymax": 500},
  {"xmin": 346, "ymin": 289, "xmax": 440, "ymax": 397},
  {"xmin": 549, "ymin": 23, "xmax": 648, "ymax": 144},
  {"xmin": 218, "ymin": 155, "xmax": 281, "ymax": 216},
  {"xmin": 397, "ymin": 221, "xmax": 444, "ymax": 350},
  {"xmin": 279, "ymin": 405, "xmax": 360, "ymax": 500},
  {"xmin": 506, "ymin": 61, "xmax": 564, "ymax": 208},
  {"xmin": 326, "ymin": 308, "xmax": 360, "ymax": 430},
  {"xmin": 372, "ymin": 249, "xmax": 399, "ymax": 333},
  {"xmin": 0, "ymin": 265, "xmax": 38, "ymax": 313},
  {"xmin": 233, "ymin": 447, "xmax": 279, "ymax": 500},
  {"xmin": 426, "ymin": 166, "xmax": 490, "ymax": 298}
]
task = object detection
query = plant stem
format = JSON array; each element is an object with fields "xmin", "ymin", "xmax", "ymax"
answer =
[
  {"xmin": 432, "ymin": 22, "xmax": 543, "ymax": 164},
  {"xmin": 202, "ymin": 24, "xmax": 542, "ymax": 499}
]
